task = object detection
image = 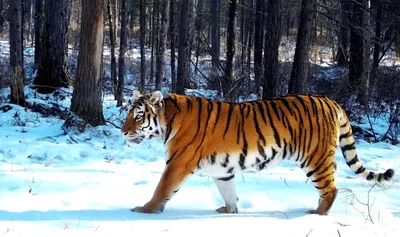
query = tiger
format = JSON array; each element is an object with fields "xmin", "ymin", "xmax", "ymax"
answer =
[{"xmin": 121, "ymin": 90, "xmax": 395, "ymax": 215}]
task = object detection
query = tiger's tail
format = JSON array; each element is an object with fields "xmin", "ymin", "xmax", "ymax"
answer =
[{"xmin": 338, "ymin": 110, "xmax": 395, "ymax": 183}]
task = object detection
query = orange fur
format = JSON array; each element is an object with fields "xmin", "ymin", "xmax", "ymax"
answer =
[{"xmin": 121, "ymin": 91, "xmax": 395, "ymax": 215}]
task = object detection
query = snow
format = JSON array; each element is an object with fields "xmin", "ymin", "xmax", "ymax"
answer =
[{"xmin": 1, "ymin": 86, "xmax": 400, "ymax": 237}]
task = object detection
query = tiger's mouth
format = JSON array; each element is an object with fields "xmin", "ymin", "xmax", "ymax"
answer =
[{"xmin": 123, "ymin": 133, "xmax": 145, "ymax": 144}]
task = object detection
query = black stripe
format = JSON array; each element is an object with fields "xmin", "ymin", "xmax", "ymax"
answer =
[
  {"xmin": 280, "ymin": 98, "xmax": 294, "ymax": 116},
  {"xmin": 245, "ymin": 104, "xmax": 251, "ymax": 118},
  {"xmin": 239, "ymin": 132, "xmax": 248, "ymax": 170},
  {"xmin": 186, "ymin": 98, "xmax": 192, "ymax": 112},
  {"xmin": 212, "ymin": 102, "xmax": 222, "ymax": 133},
  {"xmin": 315, "ymin": 180, "xmax": 332, "ymax": 190},
  {"xmin": 339, "ymin": 131, "xmax": 352, "ymax": 141},
  {"xmin": 346, "ymin": 155, "xmax": 359, "ymax": 166},
  {"xmin": 355, "ymin": 166, "xmax": 366, "ymax": 174},
  {"xmin": 221, "ymin": 154, "xmax": 230, "ymax": 168},
  {"xmin": 315, "ymin": 161, "xmax": 335, "ymax": 176},
  {"xmin": 253, "ymin": 107, "xmax": 266, "ymax": 146},
  {"xmin": 306, "ymin": 153, "xmax": 331, "ymax": 177},
  {"xmin": 255, "ymin": 101, "xmax": 267, "ymax": 124},
  {"xmin": 282, "ymin": 139, "xmax": 287, "ymax": 159},
  {"xmin": 265, "ymin": 102, "xmax": 281, "ymax": 148},
  {"xmin": 218, "ymin": 174, "xmax": 235, "ymax": 181},
  {"xmin": 173, "ymin": 189, "xmax": 180, "ymax": 193},
  {"xmin": 324, "ymin": 101, "xmax": 336, "ymax": 122},
  {"xmin": 340, "ymin": 122, "xmax": 348, "ymax": 128},
  {"xmin": 312, "ymin": 172, "xmax": 332, "ymax": 183},
  {"xmin": 310, "ymin": 97, "xmax": 321, "ymax": 143},
  {"xmin": 166, "ymin": 150, "xmax": 179, "ymax": 164},
  {"xmin": 153, "ymin": 116, "xmax": 158, "ymax": 127},
  {"xmin": 187, "ymin": 97, "xmax": 203, "ymax": 146},
  {"xmin": 366, "ymin": 171, "xmax": 375, "ymax": 180},
  {"xmin": 164, "ymin": 122, "xmax": 173, "ymax": 143},
  {"xmin": 258, "ymin": 142, "xmax": 267, "ymax": 160},
  {"xmin": 223, "ymin": 103, "xmax": 235, "ymax": 138},
  {"xmin": 168, "ymin": 96, "xmax": 181, "ymax": 111},
  {"xmin": 342, "ymin": 142, "xmax": 356, "ymax": 152},
  {"xmin": 236, "ymin": 119, "xmax": 241, "ymax": 144},
  {"xmin": 270, "ymin": 148, "xmax": 278, "ymax": 161},
  {"xmin": 270, "ymin": 100, "xmax": 281, "ymax": 121},
  {"xmin": 227, "ymin": 167, "xmax": 235, "ymax": 174},
  {"xmin": 210, "ymin": 152, "xmax": 217, "ymax": 165}
]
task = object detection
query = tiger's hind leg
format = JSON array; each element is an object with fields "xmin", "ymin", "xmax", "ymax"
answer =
[
  {"xmin": 213, "ymin": 174, "xmax": 238, "ymax": 213},
  {"xmin": 304, "ymin": 153, "xmax": 338, "ymax": 215}
]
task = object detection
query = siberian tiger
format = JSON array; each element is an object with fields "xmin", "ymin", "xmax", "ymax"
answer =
[{"xmin": 121, "ymin": 90, "xmax": 395, "ymax": 215}]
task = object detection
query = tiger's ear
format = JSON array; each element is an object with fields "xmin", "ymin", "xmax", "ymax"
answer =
[
  {"xmin": 132, "ymin": 90, "xmax": 143, "ymax": 101},
  {"xmin": 149, "ymin": 91, "xmax": 164, "ymax": 108}
]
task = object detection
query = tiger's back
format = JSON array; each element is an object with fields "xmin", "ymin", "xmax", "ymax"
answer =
[{"xmin": 122, "ymin": 91, "xmax": 395, "ymax": 215}]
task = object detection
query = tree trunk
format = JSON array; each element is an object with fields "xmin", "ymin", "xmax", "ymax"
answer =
[
  {"xmin": 107, "ymin": 0, "xmax": 118, "ymax": 96},
  {"xmin": 254, "ymin": 0, "xmax": 265, "ymax": 96},
  {"xmin": 224, "ymin": 0, "xmax": 237, "ymax": 100},
  {"xmin": 9, "ymin": 0, "xmax": 26, "ymax": 107},
  {"xmin": 0, "ymin": 0, "xmax": 4, "ymax": 33},
  {"xmin": 34, "ymin": 0, "xmax": 43, "ymax": 67},
  {"xmin": 24, "ymin": 0, "xmax": 33, "ymax": 44},
  {"xmin": 371, "ymin": 0, "xmax": 382, "ymax": 87},
  {"xmin": 34, "ymin": 0, "xmax": 70, "ymax": 93},
  {"xmin": 210, "ymin": 0, "xmax": 220, "ymax": 91},
  {"xmin": 140, "ymin": 0, "xmax": 146, "ymax": 93},
  {"xmin": 348, "ymin": 0, "xmax": 364, "ymax": 99},
  {"xmin": 335, "ymin": 0, "xmax": 349, "ymax": 67},
  {"xmin": 116, "ymin": 0, "xmax": 128, "ymax": 107},
  {"xmin": 169, "ymin": 0, "xmax": 176, "ymax": 93},
  {"xmin": 149, "ymin": 0, "xmax": 157, "ymax": 84},
  {"xmin": 70, "ymin": 0, "xmax": 105, "ymax": 126},
  {"xmin": 112, "ymin": 0, "xmax": 118, "ymax": 39},
  {"xmin": 263, "ymin": 0, "xmax": 282, "ymax": 99},
  {"xmin": 288, "ymin": 0, "xmax": 315, "ymax": 94},
  {"xmin": 177, "ymin": 0, "xmax": 195, "ymax": 95},
  {"xmin": 155, "ymin": 0, "xmax": 169, "ymax": 91},
  {"xmin": 247, "ymin": 0, "xmax": 254, "ymax": 93}
]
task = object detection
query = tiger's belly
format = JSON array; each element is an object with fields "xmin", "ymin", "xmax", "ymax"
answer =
[{"xmin": 195, "ymin": 150, "xmax": 285, "ymax": 178}]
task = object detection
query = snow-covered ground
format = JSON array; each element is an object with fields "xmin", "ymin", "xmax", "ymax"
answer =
[{"xmin": 0, "ymin": 86, "xmax": 399, "ymax": 237}]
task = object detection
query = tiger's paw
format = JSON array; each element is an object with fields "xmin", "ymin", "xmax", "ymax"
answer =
[
  {"xmin": 216, "ymin": 206, "xmax": 238, "ymax": 214},
  {"xmin": 130, "ymin": 206, "xmax": 158, "ymax": 214}
]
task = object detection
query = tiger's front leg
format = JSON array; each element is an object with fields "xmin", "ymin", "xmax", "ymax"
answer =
[
  {"xmin": 131, "ymin": 159, "xmax": 193, "ymax": 213},
  {"xmin": 213, "ymin": 174, "xmax": 238, "ymax": 213}
]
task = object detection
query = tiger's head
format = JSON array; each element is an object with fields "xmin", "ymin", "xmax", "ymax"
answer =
[{"xmin": 121, "ymin": 90, "xmax": 165, "ymax": 145}]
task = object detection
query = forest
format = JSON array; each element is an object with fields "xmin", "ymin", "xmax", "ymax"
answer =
[
  {"xmin": 0, "ymin": 0, "xmax": 400, "ymax": 139},
  {"xmin": 0, "ymin": 1, "xmax": 400, "ymax": 235}
]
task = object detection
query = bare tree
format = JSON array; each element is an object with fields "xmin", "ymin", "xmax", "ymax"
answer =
[
  {"xmin": 288, "ymin": 0, "xmax": 315, "ymax": 94},
  {"xmin": 9, "ymin": 0, "xmax": 26, "ymax": 106},
  {"xmin": 254, "ymin": 0, "xmax": 265, "ymax": 96},
  {"xmin": 34, "ymin": 0, "xmax": 70, "ymax": 93},
  {"xmin": 107, "ymin": 0, "xmax": 118, "ymax": 96},
  {"xmin": 140, "ymin": 0, "xmax": 146, "ymax": 93},
  {"xmin": 116, "ymin": 0, "xmax": 128, "ymax": 107},
  {"xmin": 335, "ymin": 0, "xmax": 349, "ymax": 67},
  {"xmin": 169, "ymin": 0, "xmax": 176, "ymax": 92},
  {"xmin": 263, "ymin": 0, "xmax": 282, "ymax": 99},
  {"xmin": 210, "ymin": 0, "xmax": 220, "ymax": 91},
  {"xmin": 69, "ymin": 0, "xmax": 105, "ymax": 126},
  {"xmin": 176, "ymin": 0, "xmax": 195, "ymax": 95},
  {"xmin": 155, "ymin": 0, "xmax": 169, "ymax": 91},
  {"xmin": 33, "ymin": 0, "xmax": 43, "ymax": 66},
  {"xmin": 0, "ymin": 0, "xmax": 4, "ymax": 33},
  {"xmin": 348, "ymin": 0, "xmax": 364, "ymax": 102},
  {"xmin": 224, "ymin": 0, "xmax": 237, "ymax": 100}
]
